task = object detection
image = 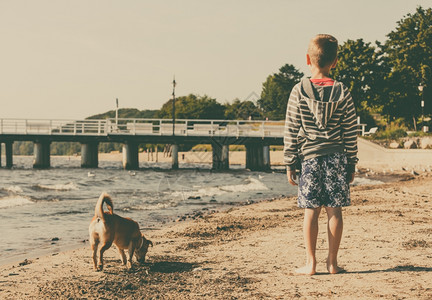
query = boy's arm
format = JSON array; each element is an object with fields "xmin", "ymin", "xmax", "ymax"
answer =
[
  {"xmin": 284, "ymin": 86, "xmax": 301, "ymax": 176},
  {"xmin": 340, "ymin": 88, "xmax": 358, "ymax": 177}
]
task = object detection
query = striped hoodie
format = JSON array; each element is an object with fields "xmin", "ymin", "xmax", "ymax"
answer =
[{"xmin": 283, "ymin": 78, "xmax": 358, "ymax": 173}]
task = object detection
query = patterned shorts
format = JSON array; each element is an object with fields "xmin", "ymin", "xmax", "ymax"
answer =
[{"xmin": 298, "ymin": 152, "xmax": 350, "ymax": 208}]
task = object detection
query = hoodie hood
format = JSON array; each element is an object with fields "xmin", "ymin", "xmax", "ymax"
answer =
[{"xmin": 299, "ymin": 78, "xmax": 345, "ymax": 130}]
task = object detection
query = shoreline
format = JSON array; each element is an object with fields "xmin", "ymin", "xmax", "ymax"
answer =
[
  {"xmin": 1, "ymin": 173, "xmax": 431, "ymax": 299},
  {"xmin": 0, "ymin": 166, "xmax": 417, "ymax": 268},
  {"xmin": 0, "ymin": 170, "xmax": 407, "ymax": 268}
]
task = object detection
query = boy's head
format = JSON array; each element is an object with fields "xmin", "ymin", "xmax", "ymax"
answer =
[{"xmin": 307, "ymin": 34, "xmax": 338, "ymax": 69}]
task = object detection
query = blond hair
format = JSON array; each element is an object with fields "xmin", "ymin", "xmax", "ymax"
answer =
[{"xmin": 307, "ymin": 34, "xmax": 338, "ymax": 68}]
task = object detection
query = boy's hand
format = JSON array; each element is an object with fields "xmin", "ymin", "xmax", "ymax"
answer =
[
  {"xmin": 287, "ymin": 170, "xmax": 298, "ymax": 186},
  {"xmin": 347, "ymin": 172, "xmax": 355, "ymax": 183}
]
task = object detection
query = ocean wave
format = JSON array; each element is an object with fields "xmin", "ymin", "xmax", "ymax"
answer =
[
  {"xmin": 0, "ymin": 196, "xmax": 34, "ymax": 209},
  {"xmin": 3, "ymin": 186, "xmax": 24, "ymax": 194},
  {"xmin": 34, "ymin": 182, "xmax": 79, "ymax": 191},
  {"xmin": 352, "ymin": 177, "xmax": 383, "ymax": 186},
  {"xmin": 125, "ymin": 202, "xmax": 178, "ymax": 211},
  {"xmin": 171, "ymin": 177, "xmax": 268, "ymax": 199}
]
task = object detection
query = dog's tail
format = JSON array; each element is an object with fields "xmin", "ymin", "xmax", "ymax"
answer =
[{"xmin": 95, "ymin": 192, "xmax": 114, "ymax": 221}]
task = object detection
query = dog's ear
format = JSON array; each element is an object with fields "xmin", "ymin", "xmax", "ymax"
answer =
[{"xmin": 141, "ymin": 234, "xmax": 153, "ymax": 247}]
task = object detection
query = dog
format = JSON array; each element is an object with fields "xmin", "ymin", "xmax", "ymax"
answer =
[{"xmin": 89, "ymin": 192, "xmax": 153, "ymax": 271}]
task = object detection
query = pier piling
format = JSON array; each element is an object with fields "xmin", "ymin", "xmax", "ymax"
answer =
[
  {"xmin": 246, "ymin": 143, "xmax": 269, "ymax": 171},
  {"xmin": 122, "ymin": 142, "xmax": 139, "ymax": 170},
  {"xmin": 81, "ymin": 142, "xmax": 99, "ymax": 168},
  {"xmin": 171, "ymin": 144, "xmax": 179, "ymax": 169},
  {"xmin": 5, "ymin": 142, "xmax": 13, "ymax": 169},
  {"xmin": 212, "ymin": 143, "xmax": 229, "ymax": 170},
  {"xmin": 33, "ymin": 141, "xmax": 50, "ymax": 169}
]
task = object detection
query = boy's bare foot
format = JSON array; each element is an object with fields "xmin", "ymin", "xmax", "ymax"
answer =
[
  {"xmin": 326, "ymin": 263, "xmax": 346, "ymax": 274},
  {"xmin": 295, "ymin": 264, "xmax": 316, "ymax": 275}
]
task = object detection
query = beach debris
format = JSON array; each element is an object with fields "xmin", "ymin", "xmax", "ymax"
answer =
[
  {"xmin": 187, "ymin": 196, "xmax": 201, "ymax": 200},
  {"xmin": 192, "ymin": 267, "xmax": 212, "ymax": 272},
  {"xmin": 258, "ymin": 175, "xmax": 264, "ymax": 179},
  {"xmin": 51, "ymin": 237, "xmax": 60, "ymax": 242},
  {"xmin": 402, "ymin": 239, "xmax": 430, "ymax": 249},
  {"xmin": 18, "ymin": 259, "xmax": 32, "ymax": 266},
  {"xmin": 402, "ymin": 167, "xmax": 407, "ymax": 171},
  {"xmin": 128, "ymin": 171, "xmax": 137, "ymax": 176},
  {"xmin": 411, "ymin": 170, "xmax": 419, "ymax": 176},
  {"xmin": 87, "ymin": 171, "xmax": 96, "ymax": 177},
  {"xmin": 8, "ymin": 273, "xmax": 19, "ymax": 276}
]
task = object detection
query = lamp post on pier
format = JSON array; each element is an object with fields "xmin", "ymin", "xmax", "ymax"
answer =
[
  {"xmin": 115, "ymin": 98, "xmax": 119, "ymax": 129},
  {"xmin": 172, "ymin": 76, "xmax": 176, "ymax": 136}
]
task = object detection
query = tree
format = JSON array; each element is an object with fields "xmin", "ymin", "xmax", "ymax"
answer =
[
  {"xmin": 156, "ymin": 94, "xmax": 225, "ymax": 119},
  {"xmin": 258, "ymin": 64, "xmax": 303, "ymax": 120},
  {"xmin": 87, "ymin": 108, "xmax": 158, "ymax": 120},
  {"xmin": 224, "ymin": 99, "xmax": 263, "ymax": 120},
  {"xmin": 381, "ymin": 6, "xmax": 432, "ymax": 128},
  {"xmin": 332, "ymin": 39, "xmax": 387, "ymax": 126}
]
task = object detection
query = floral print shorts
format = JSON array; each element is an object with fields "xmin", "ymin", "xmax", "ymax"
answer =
[{"xmin": 298, "ymin": 152, "xmax": 350, "ymax": 208}]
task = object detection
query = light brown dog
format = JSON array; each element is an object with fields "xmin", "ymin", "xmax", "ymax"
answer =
[{"xmin": 89, "ymin": 192, "xmax": 153, "ymax": 271}]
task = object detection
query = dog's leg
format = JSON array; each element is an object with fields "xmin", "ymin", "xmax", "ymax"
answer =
[
  {"xmin": 127, "ymin": 243, "xmax": 136, "ymax": 269},
  {"xmin": 118, "ymin": 248, "xmax": 127, "ymax": 266},
  {"xmin": 91, "ymin": 240, "xmax": 99, "ymax": 270},
  {"xmin": 98, "ymin": 242, "xmax": 112, "ymax": 271},
  {"xmin": 89, "ymin": 233, "xmax": 100, "ymax": 270}
]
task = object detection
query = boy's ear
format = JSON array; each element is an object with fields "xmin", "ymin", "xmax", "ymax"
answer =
[
  {"xmin": 331, "ymin": 57, "xmax": 338, "ymax": 69},
  {"xmin": 306, "ymin": 54, "xmax": 311, "ymax": 66}
]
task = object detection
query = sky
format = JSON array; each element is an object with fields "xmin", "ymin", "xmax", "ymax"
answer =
[{"xmin": 1, "ymin": 0, "xmax": 431, "ymax": 120}]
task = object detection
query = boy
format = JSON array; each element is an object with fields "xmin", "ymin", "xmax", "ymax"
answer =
[{"xmin": 284, "ymin": 34, "xmax": 358, "ymax": 275}]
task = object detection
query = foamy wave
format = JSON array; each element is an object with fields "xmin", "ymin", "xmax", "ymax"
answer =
[
  {"xmin": 36, "ymin": 182, "xmax": 78, "ymax": 191},
  {"xmin": 4, "ymin": 186, "xmax": 24, "ymax": 194},
  {"xmin": 220, "ymin": 177, "xmax": 268, "ymax": 192},
  {"xmin": 352, "ymin": 177, "xmax": 383, "ymax": 186},
  {"xmin": 128, "ymin": 202, "xmax": 178, "ymax": 211},
  {"xmin": 0, "ymin": 196, "xmax": 34, "ymax": 209},
  {"xmin": 172, "ymin": 177, "xmax": 268, "ymax": 199}
]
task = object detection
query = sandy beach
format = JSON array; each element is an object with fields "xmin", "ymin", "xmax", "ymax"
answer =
[{"xmin": 1, "ymin": 167, "xmax": 431, "ymax": 299}]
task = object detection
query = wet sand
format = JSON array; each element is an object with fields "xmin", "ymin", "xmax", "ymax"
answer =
[{"xmin": 1, "ymin": 171, "xmax": 431, "ymax": 299}]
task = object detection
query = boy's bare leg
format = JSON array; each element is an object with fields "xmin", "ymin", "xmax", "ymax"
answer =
[
  {"xmin": 325, "ymin": 207, "xmax": 345, "ymax": 274},
  {"xmin": 296, "ymin": 207, "xmax": 321, "ymax": 275}
]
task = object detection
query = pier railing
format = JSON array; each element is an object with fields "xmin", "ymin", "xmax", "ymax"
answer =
[{"xmin": 0, "ymin": 118, "xmax": 285, "ymax": 138}]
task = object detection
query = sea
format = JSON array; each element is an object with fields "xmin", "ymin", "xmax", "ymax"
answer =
[{"xmin": 0, "ymin": 156, "xmax": 381, "ymax": 265}]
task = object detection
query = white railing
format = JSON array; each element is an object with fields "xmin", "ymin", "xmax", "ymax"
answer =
[
  {"xmin": 0, "ymin": 118, "xmax": 285, "ymax": 138},
  {"xmin": 107, "ymin": 118, "xmax": 285, "ymax": 138},
  {"xmin": 0, "ymin": 119, "xmax": 108, "ymax": 136}
]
